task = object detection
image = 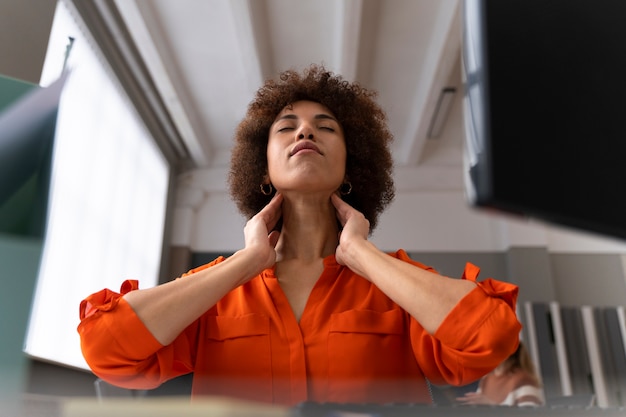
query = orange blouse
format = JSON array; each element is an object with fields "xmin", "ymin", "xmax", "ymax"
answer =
[{"xmin": 78, "ymin": 249, "xmax": 521, "ymax": 406}]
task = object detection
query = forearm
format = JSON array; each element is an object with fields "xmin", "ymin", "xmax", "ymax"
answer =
[
  {"xmin": 123, "ymin": 248, "xmax": 265, "ymax": 345},
  {"xmin": 345, "ymin": 240, "xmax": 476, "ymax": 334}
]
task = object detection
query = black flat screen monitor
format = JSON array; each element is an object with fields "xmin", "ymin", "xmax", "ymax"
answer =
[{"xmin": 462, "ymin": 0, "xmax": 626, "ymax": 240}]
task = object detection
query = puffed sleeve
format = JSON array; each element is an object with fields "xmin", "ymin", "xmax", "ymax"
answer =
[
  {"xmin": 77, "ymin": 257, "xmax": 225, "ymax": 389},
  {"xmin": 408, "ymin": 259, "xmax": 521, "ymax": 387},
  {"xmin": 78, "ymin": 279, "xmax": 199, "ymax": 389}
]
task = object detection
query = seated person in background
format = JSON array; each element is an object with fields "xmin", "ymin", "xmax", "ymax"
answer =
[
  {"xmin": 457, "ymin": 341, "xmax": 545, "ymax": 407},
  {"xmin": 78, "ymin": 64, "xmax": 522, "ymax": 406}
]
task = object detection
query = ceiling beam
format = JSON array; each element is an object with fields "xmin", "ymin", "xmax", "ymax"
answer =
[
  {"xmin": 395, "ymin": 0, "xmax": 462, "ymax": 166},
  {"xmin": 112, "ymin": 0, "xmax": 210, "ymax": 168},
  {"xmin": 227, "ymin": 0, "xmax": 270, "ymax": 90},
  {"xmin": 334, "ymin": 0, "xmax": 363, "ymax": 81}
]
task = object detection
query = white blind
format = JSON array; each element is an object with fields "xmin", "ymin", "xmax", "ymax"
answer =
[{"xmin": 25, "ymin": 0, "xmax": 170, "ymax": 370}]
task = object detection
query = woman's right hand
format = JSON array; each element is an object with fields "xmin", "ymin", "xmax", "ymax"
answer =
[
  {"xmin": 242, "ymin": 192, "xmax": 283, "ymax": 273},
  {"xmin": 120, "ymin": 193, "xmax": 283, "ymax": 346}
]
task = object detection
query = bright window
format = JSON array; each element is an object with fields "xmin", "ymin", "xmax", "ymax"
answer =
[{"xmin": 25, "ymin": 0, "xmax": 170, "ymax": 370}]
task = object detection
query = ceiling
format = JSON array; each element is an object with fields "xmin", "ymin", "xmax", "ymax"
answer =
[{"xmin": 89, "ymin": 0, "xmax": 467, "ymax": 194}]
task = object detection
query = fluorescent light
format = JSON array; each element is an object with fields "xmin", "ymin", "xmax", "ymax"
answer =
[{"xmin": 427, "ymin": 87, "xmax": 456, "ymax": 139}]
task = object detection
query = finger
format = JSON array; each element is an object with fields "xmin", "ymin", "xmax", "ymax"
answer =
[
  {"xmin": 264, "ymin": 192, "xmax": 283, "ymax": 212},
  {"xmin": 330, "ymin": 193, "xmax": 351, "ymax": 225},
  {"xmin": 330, "ymin": 192, "xmax": 348, "ymax": 210},
  {"xmin": 268, "ymin": 230, "xmax": 281, "ymax": 248},
  {"xmin": 259, "ymin": 193, "xmax": 283, "ymax": 228}
]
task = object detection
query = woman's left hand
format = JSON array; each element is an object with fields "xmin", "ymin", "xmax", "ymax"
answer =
[
  {"xmin": 330, "ymin": 194, "xmax": 476, "ymax": 335},
  {"xmin": 331, "ymin": 193, "xmax": 371, "ymax": 270}
]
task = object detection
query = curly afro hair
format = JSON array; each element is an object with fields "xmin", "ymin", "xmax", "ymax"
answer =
[{"xmin": 228, "ymin": 64, "xmax": 395, "ymax": 233}]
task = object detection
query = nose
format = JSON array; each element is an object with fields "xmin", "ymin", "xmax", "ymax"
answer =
[{"xmin": 296, "ymin": 124, "xmax": 314, "ymax": 140}]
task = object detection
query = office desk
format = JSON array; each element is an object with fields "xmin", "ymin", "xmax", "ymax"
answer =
[
  {"xmin": 23, "ymin": 394, "xmax": 288, "ymax": 417},
  {"xmin": 22, "ymin": 394, "xmax": 626, "ymax": 417}
]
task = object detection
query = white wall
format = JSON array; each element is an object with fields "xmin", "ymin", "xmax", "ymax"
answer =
[{"xmin": 171, "ymin": 185, "xmax": 626, "ymax": 255}]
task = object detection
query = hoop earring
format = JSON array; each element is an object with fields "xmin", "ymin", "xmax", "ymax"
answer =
[
  {"xmin": 339, "ymin": 181, "xmax": 352, "ymax": 195},
  {"xmin": 260, "ymin": 183, "xmax": 273, "ymax": 196}
]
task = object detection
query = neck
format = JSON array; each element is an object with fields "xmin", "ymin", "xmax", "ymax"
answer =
[{"xmin": 275, "ymin": 193, "xmax": 340, "ymax": 262}]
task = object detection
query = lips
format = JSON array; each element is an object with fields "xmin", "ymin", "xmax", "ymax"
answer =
[{"xmin": 290, "ymin": 141, "xmax": 322, "ymax": 156}]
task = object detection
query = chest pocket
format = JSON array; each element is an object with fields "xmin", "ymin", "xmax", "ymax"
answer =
[
  {"xmin": 197, "ymin": 314, "xmax": 272, "ymax": 387},
  {"xmin": 207, "ymin": 314, "xmax": 270, "ymax": 341},
  {"xmin": 328, "ymin": 309, "xmax": 411, "ymax": 377}
]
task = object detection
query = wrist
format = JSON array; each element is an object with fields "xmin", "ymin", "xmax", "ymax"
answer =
[
  {"xmin": 341, "ymin": 239, "xmax": 378, "ymax": 278},
  {"xmin": 229, "ymin": 248, "xmax": 274, "ymax": 284}
]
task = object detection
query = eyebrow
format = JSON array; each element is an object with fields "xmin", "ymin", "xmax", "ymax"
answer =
[{"xmin": 275, "ymin": 113, "xmax": 339, "ymax": 123}]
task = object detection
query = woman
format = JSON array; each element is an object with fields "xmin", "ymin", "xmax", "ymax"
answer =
[
  {"xmin": 456, "ymin": 342, "xmax": 545, "ymax": 407},
  {"xmin": 78, "ymin": 64, "xmax": 521, "ymax": 406}
]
